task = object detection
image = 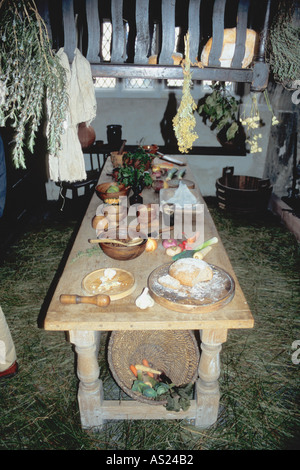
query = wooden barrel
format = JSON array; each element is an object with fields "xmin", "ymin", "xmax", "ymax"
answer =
[{"xmin": 216, "ymin": 167, "xmax": 272, "ymax": 214}]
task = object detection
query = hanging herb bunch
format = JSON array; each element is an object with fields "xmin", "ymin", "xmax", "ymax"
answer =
[
  {"xmin": 0, "ymin": 0, "xmax": 68, "ymax": 169},
  {"xmin": 197, "ymin": 81, "xmax": 243, "ymax": 145},
  {"xmin": 268, "ymin": 0, "xmax": 300, "ymax": 88},
  {"xmin": 239, "ymin": 91, "xmax": 279, "ymax": 154},
  {"xmin": 172, "ymin": 32, "xmax": 198, "ymax": 153}
]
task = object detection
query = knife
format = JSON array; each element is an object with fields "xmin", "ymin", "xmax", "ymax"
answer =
[{"xmin": 156, "ymin": 152, "xmax": 186, "ymax": 166}]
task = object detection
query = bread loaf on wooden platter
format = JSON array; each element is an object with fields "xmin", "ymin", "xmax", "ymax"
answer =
[{"xmin": 169, "ymin": 258, "xmax": 214, "ymax": 287}]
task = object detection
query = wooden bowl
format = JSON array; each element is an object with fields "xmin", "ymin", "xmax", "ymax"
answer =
[
  {"xmin": 95, "ymin": 182, "xmax": 129, "ymax": 203},
  {"xmin": 97, "ymin": 228, "xmax": 147, "ymax": 261}
]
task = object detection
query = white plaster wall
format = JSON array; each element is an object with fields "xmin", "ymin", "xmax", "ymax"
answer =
[{"xmin": 45, "ymin": 86, "xmax": 272, "ymax": 199}]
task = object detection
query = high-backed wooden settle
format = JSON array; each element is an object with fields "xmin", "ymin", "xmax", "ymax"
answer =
[{"xmin": 36, "ymin": 0, "xmax": 272, "ymax": 91}]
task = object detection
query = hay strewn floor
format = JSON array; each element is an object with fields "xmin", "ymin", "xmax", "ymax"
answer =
[{"xmin": 0, "ymin": 199, "xmax": 299, "ymax": 450}]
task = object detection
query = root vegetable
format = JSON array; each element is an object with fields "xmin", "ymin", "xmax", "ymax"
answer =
[
  {"xmin": 130, "ymin": 365, "xmax": 138, "ymax": 377},
  {"xmin": 193, "ymin": 246, "xmax": 212, "ymax": 259},
  {"xmin": 166, "ymin": 245, "xmax": 182, "ymax": 256},
  {"xmin": 134, "ymin": 364, "xmax": 162, "ymax": 375},
  {"xmin": 142, "ymin": 359, "xmax": 154, "ymax": 377},
  {"xmin": 162, "ymin": 239, "xmax": 177, "ymax": 249},
  {"xmin": 145, "ymin": 238, "xmax": 158, "ymax": 252}
]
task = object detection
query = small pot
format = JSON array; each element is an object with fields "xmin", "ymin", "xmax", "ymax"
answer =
[
  {"xmin": 78, "ymin": 122, "xmax": 96, "ymax": 148},
  {"xmin": 142, "ymin": 145, "xmax": 159, "ymax": 154}
]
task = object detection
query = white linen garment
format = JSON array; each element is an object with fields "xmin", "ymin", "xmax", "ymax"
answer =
[
  {"xmin": 47, "ymin": 48, "xmax": 97, "ymax": 182},
  {"xmin": 0, "ymin": 306, "xmax": 16, "ymax": 372}
]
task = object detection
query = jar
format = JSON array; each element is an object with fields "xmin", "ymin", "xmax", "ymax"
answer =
[
  {"xmin": 107, "ymin": 124, "xmax": 122, "ymax": 149},
  {"xmin": 78, "ymin": 122, "xmax": 96, "ymax": 148}
]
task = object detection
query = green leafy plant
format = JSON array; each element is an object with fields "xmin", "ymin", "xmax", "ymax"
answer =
[
  {"xmin": 0, "ymin": 0, "xmax": 68, "ymax": 168},
  {"xmin": 131, "ymin": 374, "xmax": 193, "ymax": 412},
  {"xmin": 268, "ymin": 0, "xmax": 300, "ymax": 88},
  {"xmin": 198, "ymin": 82, "xmax": 241, "ymax": 142},
  {"xmin": 122, "ymin": 147, "xmax": 154, "ymax": 170},
  {"xmin": 117, "ymin": 165, "xmax": 153, "ymax": 189}
]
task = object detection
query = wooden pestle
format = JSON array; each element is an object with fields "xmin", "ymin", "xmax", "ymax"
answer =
[
  {"xmin": 60, "ymin": 294, "xmax": 110, "ymax": 307},
  {"xmin": 118, "ymin": 139, "xmax": 126, "ymax": 154}
]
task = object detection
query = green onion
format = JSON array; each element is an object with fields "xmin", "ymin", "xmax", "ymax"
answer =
[
  {"xmin": 172, "ymin": 237, "xmax": 218, "ymax": 261},
  {"xmin": 194, "ymin": 237, "xmax": 218, "ymax": 252}
]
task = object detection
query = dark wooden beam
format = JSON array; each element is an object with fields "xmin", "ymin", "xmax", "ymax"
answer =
[{"xmin": 90, "ymin": 63, "xmax": 254, "ymax": 83}]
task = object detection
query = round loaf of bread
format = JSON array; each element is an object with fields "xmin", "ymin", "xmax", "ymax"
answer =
[{"xmin": 169, "ymin": 258, "xmax": 213, "ymax": 287}]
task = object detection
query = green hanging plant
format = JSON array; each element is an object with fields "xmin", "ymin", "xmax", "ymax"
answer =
[
  {"xmin": 268, "ymin": 1, "xmax": 300, "ymax": 88},
  {"xmin": 197, "ymin": 82, "xmax": 241, "ymax": 142},
  {"xmin": 0, "ymin": 0, "xmax": 68, "ymax": 169}
]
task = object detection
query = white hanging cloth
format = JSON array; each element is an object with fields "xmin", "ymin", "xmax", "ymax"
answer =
[{"xmin": 47, "ymin": 48, "xmax": 97, "ymax": 183}]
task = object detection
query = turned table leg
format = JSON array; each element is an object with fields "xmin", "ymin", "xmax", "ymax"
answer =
[
  {"xmin": 69, "ymin": 330, "xmax": 104, "ymax": 431},
  {"xmin": 195, "ymin": 329, "xmax": 228, "ymax": 428}
]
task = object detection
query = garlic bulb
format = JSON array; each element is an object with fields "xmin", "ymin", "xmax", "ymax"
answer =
[{"xmin": 135, "ymin": 288, "xmax": 155, "ymax": 309}]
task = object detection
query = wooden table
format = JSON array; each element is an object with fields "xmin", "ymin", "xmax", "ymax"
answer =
[{"xmin": 44, "ymin": 156, "xmax": 254, "ymax": 431}]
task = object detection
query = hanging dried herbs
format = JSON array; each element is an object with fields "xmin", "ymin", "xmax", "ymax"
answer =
[
  {"xmin": 0, "ymin": 0, "xmax": 68, "ymax": 169},
  {"xmin": 172, "ymin": 32, "xmax": 198, "ymax": 154},
  {"xmin": 268, "ymin": 1, "xmax": 300, "ymax": 87}
]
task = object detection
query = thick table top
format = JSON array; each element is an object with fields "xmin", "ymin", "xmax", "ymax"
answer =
[{"xmin": 44, "ymin": 157, "xmax": 254, "ymax": 332}]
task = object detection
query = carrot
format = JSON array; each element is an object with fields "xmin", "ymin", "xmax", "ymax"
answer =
[
  {"xmin": 142, "ymin": 359, "xmax": 154, "ymax": 378},
  {"xmin": 130, "ymin": 364, "xmax": 138, "ymax": 377}
]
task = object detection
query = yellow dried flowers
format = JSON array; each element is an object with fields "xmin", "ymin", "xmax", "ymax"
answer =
[
  {"xmin": 172, "ymin": 32, "xmax": 198, "ymax": 153},
  {"xmin": 240, "ymin": 91, "xmax": 279, "ymax": 154}
]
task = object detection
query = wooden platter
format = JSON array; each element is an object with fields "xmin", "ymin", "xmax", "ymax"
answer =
[
  {"xmin": 82, "ymin": 268, "xmax": 136, "ymax": 301},
  {"xmin": 148, "ymin": 262, "xmax": 235, "ymax": 313},
  {"xmin": 167, "ymin": 179, "xmax": 195, "ymax": 189}
]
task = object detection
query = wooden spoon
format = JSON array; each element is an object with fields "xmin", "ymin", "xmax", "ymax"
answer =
[
  {"xmin": 60, "ymin": 294, "xmax": 110, "ymax": 307},
  {"xmin": 88, "ymin": 238, "xmax": 144, "ymax": 246},
  {"xmin": 118, "ymin": 139, "xmax": 127, "ymax": 154}
]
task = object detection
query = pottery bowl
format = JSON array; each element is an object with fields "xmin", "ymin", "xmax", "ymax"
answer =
[
  {"xmin": 152, "ymin": 179, "xmax": 164, "ymax": 193},
  {"xmin": 95, "ymin": 182, "xmax": 129, "ymax": 203},
  {"xmin": 97, "ymin": 228, "xmax": 147, "ymax": 261},
  {"xmin": 142, "ymin": 145, "xmax": 159, "ymax": 154}
]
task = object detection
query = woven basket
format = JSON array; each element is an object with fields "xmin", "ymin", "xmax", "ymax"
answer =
[{"xmin": 107, "ymin": 330, "xmax": 200, "ymax": 405}]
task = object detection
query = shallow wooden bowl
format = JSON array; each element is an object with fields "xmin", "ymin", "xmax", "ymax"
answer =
[
  {"xmin": 98, "ymin": 229, "xmax": 147, "ymax": 261},
  {"xmin": 95, "ymin": 182, "xmax": 129, "ymax": 202}
]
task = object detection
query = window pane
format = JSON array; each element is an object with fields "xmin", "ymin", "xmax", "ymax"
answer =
[
  {"xmin": 102, "ymin": 22, "xmax": 112, "ymax": 61},
  {"xmin": 94, "ymin": 22, "xmax": 116, "ymax": 89},
  {"xmin": 94, "ymin": 77, "xmax": 116, "ymax": 88},
  {"xmin": 166, "ymin": 79, "xmax": 184, "ymax": 87},
  {"xmin": 125, "ymin": 78, "xmax": 153, "ymax": 89}
]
